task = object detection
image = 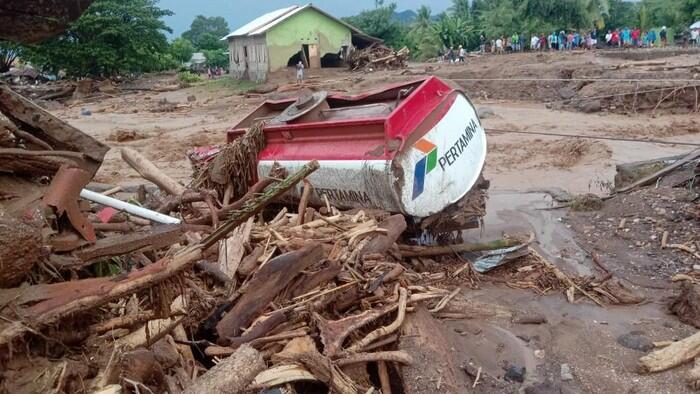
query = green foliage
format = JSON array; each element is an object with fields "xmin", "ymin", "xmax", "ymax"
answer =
[
  {"xmin": 202, "ymin": 49, "xmax": 228, "ymax": 68},
  {"xmin": 21, "ymin": 0, "xmax": 173, "ymax": 77},
  {"xmin": 182, "ymin": 15, "xmax": 229, "ymax": 50},
  {"xmin": 0, "ymin": 41, "xmax": 20, "ymax": 73},
  {"xmin": 170, "ymin": 37, "xmax": 195, "ymax": 63},
  {"xmin": 177, "ymin": 70, "xmax": 202, "ymax": 83},
  {"xmin": 432, "ymin": 14, "xmax": 472, "ymax": 48},
  {"xmin": 343, "ymin": 2, "xmax": 409, "ymax": 49},
  {"xmin": 409, "ymin": 6, "xmax": 443, "ymax": 60},
  {"xmin": 606, "ymin": 0, "xmax": 641, "ymax": 29},
  {"xmin": 640, "ymin": 0, "xmax": 692, "ymax": 30}
]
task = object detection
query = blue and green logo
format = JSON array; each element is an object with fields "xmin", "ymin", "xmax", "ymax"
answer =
[{"xmin": 412, "ymin": 139, "xmax": 438, "ymax": 200}]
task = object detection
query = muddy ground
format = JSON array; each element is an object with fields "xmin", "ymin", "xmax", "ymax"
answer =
[{"xmin": 45, "ymin": 48, "xmax": 700, "ymax": 393}]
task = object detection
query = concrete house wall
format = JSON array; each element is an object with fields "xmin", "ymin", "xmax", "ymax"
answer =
[
  {"xmin": 265, "ymin": 7, "xmax": 351, "ymax": 73},
  {"xmin": 228, "ymin": 35, "xmax": 268, "ymax": 81}
]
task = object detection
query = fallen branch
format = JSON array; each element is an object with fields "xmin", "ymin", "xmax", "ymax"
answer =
[
  {"xmin": 617, "ymin": 148, "xmax": 700, "ymax": 193},
  {"xmin": 184, "ymin": 344, "xmax": 265, "ymax": 394},
  {"xmin": 639, "ymin": 331, "xmax": 700, "ymax": 373},
  {"xmin": 399, "ymin": 239, "xmax": 521, "ymax": 257},
  {"xmin": 215, "ymin": 244, "xmax": 323, "ymax": 342},
  {"xmin": 121, "ymin": 147, "xmax": 186, "ymax": 196},
  {"xmin": 348, "ymin": 287, "xmax": 407, "ymax": 352},
  {"xmin": 335, "ymin": 351, "xmax": 414, "ymax": 367}
]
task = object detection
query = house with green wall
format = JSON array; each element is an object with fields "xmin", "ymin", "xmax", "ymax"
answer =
[{"xmin": 222, "ymin": 4, "xmax": 379, "ymax": 81}]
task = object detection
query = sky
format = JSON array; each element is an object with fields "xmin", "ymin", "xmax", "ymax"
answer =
[{"xmin": 159, "ymin": 0, "xmax": 453, "ymax": 37}]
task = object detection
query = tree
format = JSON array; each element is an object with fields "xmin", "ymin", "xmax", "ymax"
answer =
[
  {"xmin": 410, "ymin": 6, "xmax": 442, "ymax": 60},
  {"xmin": 182, "ymin": 16, "xmax": 229, "ymax": 50},
  {"xmin": 202, "ymin": 49, "xmax": 228, "ymax": 68},
  {"xmin": 22, "ymin": 0, "xmax": 174, "ymax": 77},
  {"xmin": 343, "ymin": 2, "xmax": 408, "ymax": 49},
  {"xmin": 607, "ymin": 0, "xmax": 640, "ymax": 30},
  {"xmin": 0, "ymin": 42, "xmax": 20, "ymax": 73},
  {"xmin": 449, "ymin": 0, "xmax": 471, "ymax": 20},
  {"xmin": 432, "ymin": 14, "xmax": 472, "ymax": 48},
  {"xmin": 170, "ymin": 37, "xmax": 195, "ymax": 63}
]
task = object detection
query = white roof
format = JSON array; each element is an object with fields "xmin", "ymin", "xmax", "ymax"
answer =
[
  {"xmin": 223, "ymin": 5, "xmax": 299, "ymax": 39},
  {"xmin": 223, "ymin": 4, "xmax": 373, "ymax": 40}
]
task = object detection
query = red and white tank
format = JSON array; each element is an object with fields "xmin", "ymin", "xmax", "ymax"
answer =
[{"xmin": 228, "ymin": 77, "xmax": 487, "ymax": 222}]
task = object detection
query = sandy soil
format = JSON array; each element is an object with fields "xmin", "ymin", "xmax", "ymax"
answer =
[{"xmin": 47, "ymin": 49, "xmax": 700, "ymax": 393}]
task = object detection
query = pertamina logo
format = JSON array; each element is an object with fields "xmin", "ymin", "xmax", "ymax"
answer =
[{"xmin": 411, "ymin": 138, "xmax": 438, "ymax": 200}]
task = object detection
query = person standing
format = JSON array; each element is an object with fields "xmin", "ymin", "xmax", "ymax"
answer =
[
  {"xmin": 591, "ymin": 29, "xmax": 598, "ymax": 48},
  {"xmin": 691, "ymin": 29, "xmax": 699, "ymax": 47},
  {"xmin": 458, "ymin": 45, "xmax": 466, "ymax": 62},
  {"xmin": 612, "ymin": 29, "xmax": 620, "ymax": 47},
  {"xmin": 559, "ymin": 31, "xmax": 566, "ymax": 51},
  {"xmin": 540, "ymin": 33, "xmax": 547, "ymax": 51},
  {"xmin": 605, "ymin": 30, "xmax": 612, "ymax": 46},
  {"xmin": 632, "ymin": 27, "xmax": 641, "ymax": 47},
  {"xmin": 296, "ymin": 60, "xmax": 304, "ymax": 84},
  {"xmin": 531, "ymin": 33, "xmax": 540, "ymax": 51},
  {"xmin": 649, "ymin": 29, "xmax": 657, "ymax": 47},
  {"xmin": 495, "ymin": 36, "xmax": 504, "ymax": 54},
  {"xmin": 480, "ymin": 34, "xmax": 486, "ymax": 53},
  {"xmin": 660, "ymin": 26, "xmax": 668, "ymax": 47}
]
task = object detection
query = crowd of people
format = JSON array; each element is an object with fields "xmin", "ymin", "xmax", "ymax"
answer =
[{"xmin": 439, "ymin": 26, "xmax": 674, "ymax": 62}]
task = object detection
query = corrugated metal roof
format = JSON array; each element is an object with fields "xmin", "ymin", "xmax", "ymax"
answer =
[
  {"xmin": 223, "ymin": 5, "xmax": 298, "ymax": 39},
  {"xmin": 222, "ymin": 3, "xmax": 379, "ymax": 42}
]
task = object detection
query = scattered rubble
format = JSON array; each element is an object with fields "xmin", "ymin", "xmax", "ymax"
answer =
[{"xmin": 347, "ymin": 44, "xmax": 409, "ymax": 71}]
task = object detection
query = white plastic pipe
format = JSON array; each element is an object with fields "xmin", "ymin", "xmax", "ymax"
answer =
[{"xmin": 80, "ymin": 188, "xmax": 181, "ymax": 225}]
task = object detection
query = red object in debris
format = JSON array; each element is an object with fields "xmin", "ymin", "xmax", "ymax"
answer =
[
  {"xmin": 95, "ymin": 207, "xmax": 118, "ymax": 224},
  {"xmin": 227, "ymin": 76, "xmax": 487, "ymax": 219}
]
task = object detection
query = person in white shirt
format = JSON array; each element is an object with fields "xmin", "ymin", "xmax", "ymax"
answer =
[
  {"xmin": 495, "ymin": 37, "xmax": 504, "ymax": 54},
  {"xmin": 530, "ymin": 34, "xmax": 539, "ymax": 50},
  {"xmin": 692, "ymin": 29, "xmax": 699, "ymax": 47}
]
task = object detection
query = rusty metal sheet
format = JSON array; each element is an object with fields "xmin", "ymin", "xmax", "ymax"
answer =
[{"xmin": 42, "ymin": 164, "xmax": 96, "ymax": 242}]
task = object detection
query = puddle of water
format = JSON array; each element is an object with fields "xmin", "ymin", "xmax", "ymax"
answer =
[{"xmin": 464, "ymin": 191, "xmax": 592, "ymax": 276}]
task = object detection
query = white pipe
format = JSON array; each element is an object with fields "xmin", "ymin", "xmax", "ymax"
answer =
[{"xmin": 80, "ymin": 188, "xmax": 181, "ymax": 225}]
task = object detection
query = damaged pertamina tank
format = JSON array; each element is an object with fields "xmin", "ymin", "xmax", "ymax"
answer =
[{"xmin": 227, "ymin": 77, "xmax": 489, "ymax": 236}]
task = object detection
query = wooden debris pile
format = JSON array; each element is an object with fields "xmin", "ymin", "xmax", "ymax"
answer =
[{"xmin": 347, "ymin": 44, "xmax": 410, "ymax": 71}]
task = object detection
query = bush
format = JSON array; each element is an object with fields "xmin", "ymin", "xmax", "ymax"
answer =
[{"xmin": 178, "ymin": 71, "xmax": 202, "ymax": 84}]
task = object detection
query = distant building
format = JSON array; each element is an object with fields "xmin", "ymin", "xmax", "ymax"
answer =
[
  {"xmin": 222, "ymin": 4, "xmax": 380, "ymax": 81},
  {"xmin": 185, "ymin": 52, "xmax": 207, "ymax": 71}
]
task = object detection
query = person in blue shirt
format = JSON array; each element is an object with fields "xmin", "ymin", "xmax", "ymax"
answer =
[
  {"xmin": 648, "ymin": 30, "xmax": 657, "ymax": 47},
  {"xmin": 621, "ymin": 27, "xmax": 631, "ymax": 47}
]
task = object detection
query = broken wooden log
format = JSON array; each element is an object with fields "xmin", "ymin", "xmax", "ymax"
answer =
[
  {"xmin": 399, "ymin": 305, "xmax": 461, "ymax": 393},
  {"xmin": 617, "ymin": 148, "xmax": 700, "ymax": 193},
  {"xmin": 215, "ymin": 244, "xmax": 323, "ymax": 343},
  {"xmin": 0, "ymin": 246, "xmax": 202, "ymax": 346},
  {"xmin": 275, "ymin": 336, "xmax": 358, "ymax": 393},
  {"xmin": 0, "ymin": 85, "xmax": 109, "ymax": 175},
  {"xmin": 335, "ymin": 351, "xmax": 414, "ymax": 367},
  {"xmin": 74, "ymin": 224, "xmax": 184, "ymax": 263},
  {"xmin": 190, "ymin": 176, "xmax": 276, "ymax": 225},
  {"xmin": 670, "ymin": 282, "xmax": 700, "ymax": 329},
  {"xmin": 121, "ymin": 147, "xmax": 186, "ymax": 196},
  {"xmin": 0, "ymin": 215, "xmax": 42, "ymax": 287},
  {"xmin": 201, "ymin": 160, "xmax": 319, "ymax": 250},
  {"xmin": 183, "ymin": 344, "xmax": 265, "ymax": 394},
  {"xmin": 316, "ymin": 300, "xmax": 399, "ymax": 358},
  {"xmin": 348, "ymin": 287, "xmax": 407, "ymax": 352},
  {"xmin": 359, "ymin": 214, "xmax": 406, "ymax": 258},
  {"xmin": 639, "ymin": 331, "xmax": 700, "ymax": 373},
  {"xmin": 399, "ymin": 239, "xmax": 521, "ymax": 258},
  {"xmin": 238, "ymin": 246, "xmax": 264, "ymax": 277}
]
